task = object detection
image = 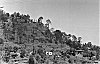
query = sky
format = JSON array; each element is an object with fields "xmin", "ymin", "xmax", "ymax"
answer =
[{"xmin": 0, "ymin": 0, "xmax": 99, "ymax": 46}]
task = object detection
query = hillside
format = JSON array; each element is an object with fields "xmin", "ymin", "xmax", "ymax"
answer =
[{"xmin": 0, "ymin": 10, "xmax": 100, "ymax": 64}]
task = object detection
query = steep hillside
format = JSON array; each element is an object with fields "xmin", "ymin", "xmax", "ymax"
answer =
[{"xmin": 0, "ymin": 10, "xmax": 100, "ymax": 64}]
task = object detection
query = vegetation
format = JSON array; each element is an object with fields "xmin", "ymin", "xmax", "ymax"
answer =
[{"xmin": 0, "ymin": 10, "xmax": 99, "ymax": 64}]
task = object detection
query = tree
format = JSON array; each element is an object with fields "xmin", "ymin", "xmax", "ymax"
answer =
[
  {"xmin": 53, "ymin": 30, "xmax": 63, "ymax": 44},
  {"xmin": 62, "ymin": 32, "xmax": 67, "ymax": 36},
  {"xmin": 1, "ymin": 15, "xmax": 8, "ymax": 22},
  {"xmin": 38, "ymin": 16, "xmax": 43, "ymax": 23},
  {"xmin": 6, "ymin": 13, "xmax": 10, "ymax": 17},
  {"xmin": 0, "ymin": 10, "xmax": 3, "ymax": 18},
  {"xmin": 87, "ymin": 42, "xmax": 92, "ymax": 47},
  {"xmin": 45, "ymin": 29, "xmax": 53, "ymax": 40},
  {"xmin": 72, "ymin": 35, "xmax": 77, "ymax": 42},
  {"xmin": 46, "ymin": 19, "xmax": 51, "ymax": 28},
  {"xmin": 67, "ymin": 34, "xmax": 71, "ymax": 39},
  {"xmin": 61, "ymin": 32, "xmax": 67, "ymax": 41},
  {"xmin": 78, "ymin": 37, "xmax": 82, "ymax": 43},
  {"xmin": 26, "ymin": 14, "xmax": 30, "ymax": 19},
  {"xmin": 96, "ymin": 47, "xmax": 100, "ymax": 60},
  {"xmin": 50, "ymin": 28, "xmax": 54, "ymax": 33}
]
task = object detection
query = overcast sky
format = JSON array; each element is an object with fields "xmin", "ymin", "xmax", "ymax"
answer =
[{"xmin": 0, "ymin": 0, "xmax": 99, "ymax": 46}]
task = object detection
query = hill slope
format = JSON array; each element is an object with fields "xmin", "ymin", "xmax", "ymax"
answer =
[{"xmin": 0, "ymin": 10, "xmax": 100, "ymax": 64}]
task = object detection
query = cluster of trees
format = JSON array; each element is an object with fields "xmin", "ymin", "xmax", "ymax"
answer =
[{"xmin": 0, "ymin": 10, "xmax": 52, "ymax": 44}]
